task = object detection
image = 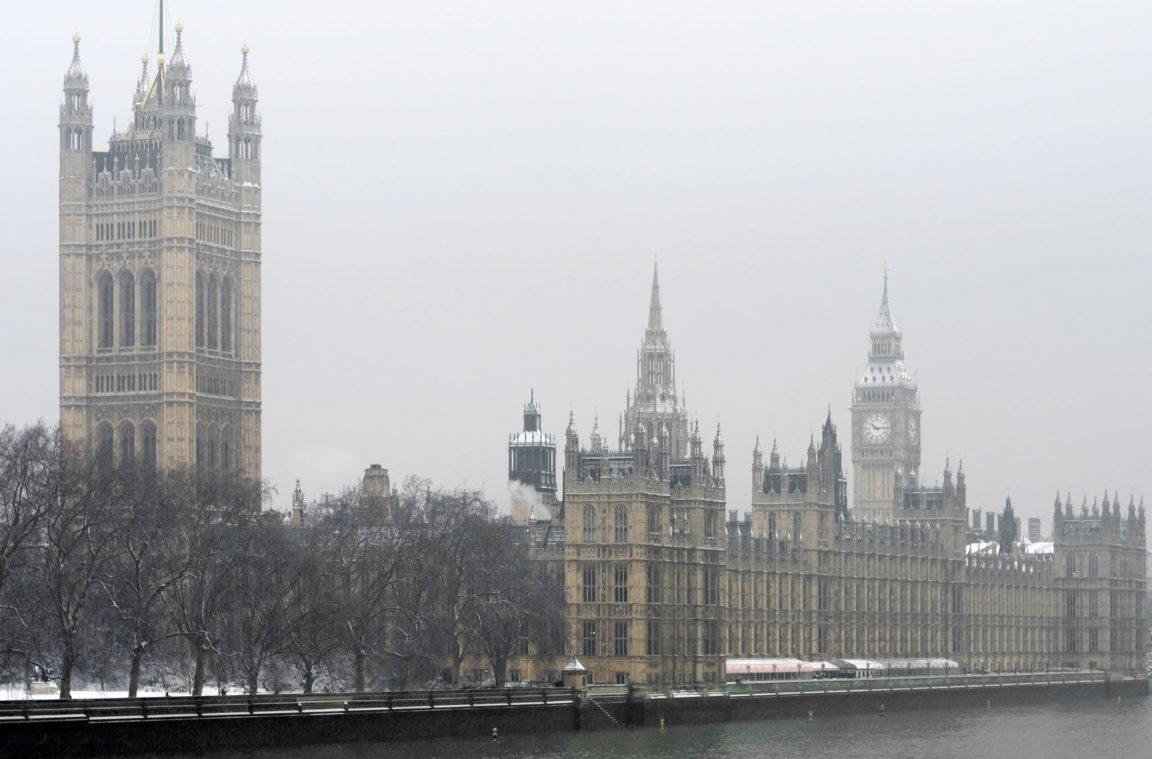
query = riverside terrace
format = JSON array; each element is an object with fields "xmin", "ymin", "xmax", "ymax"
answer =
[{"xmin": 0, "ymin": 671, "xmax": 1145, "ymax": 756}]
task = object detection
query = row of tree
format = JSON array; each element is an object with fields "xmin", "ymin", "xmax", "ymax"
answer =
[{"xmin": 0, "ymin": 423, "xmax": 564, "ymax": 698}]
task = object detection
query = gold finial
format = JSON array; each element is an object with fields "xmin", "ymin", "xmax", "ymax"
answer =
[
  {"xmin": 175, "ymin": 21, "xmax": 184, "ymax": 34},
  {"xmin": 157, "ymin": 52, "xmax": 166, "ymax": 65},
  {"xmin": 241, "ymin": 43, "xmax": 250, "ymax": 56},
  {"xmin": 72, "ymin": 31, "xmax": 81, "ymax": 45},
  {"xmin": 142, "ymin": 53, "xmax": 150, "ymax": 65}
]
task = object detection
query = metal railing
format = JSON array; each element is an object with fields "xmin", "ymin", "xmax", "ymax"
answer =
[
  {"xmin": 0, "ymin": 687, "xmax": 577, "ymax": 724},
  {"xmin": 649, "ymin": 670, "xmax": 1112, "ymax": 699}
]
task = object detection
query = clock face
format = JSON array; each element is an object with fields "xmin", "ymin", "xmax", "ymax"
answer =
[
  {"xmin": 863, "ymin": 413, "xmax": 891, "ymax": 443},
  {"xmin": 907, "ymin": 417, "xmax": 919, "ymax": 444}
]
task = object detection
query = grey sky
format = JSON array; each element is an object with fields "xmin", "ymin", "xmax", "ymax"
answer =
[{"xmin": 2, "ymin": 1, "xmax": 1150, "ymax": 529}]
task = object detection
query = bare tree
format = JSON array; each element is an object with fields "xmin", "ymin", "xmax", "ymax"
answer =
[
  {"xmin": 23, "ymin": 445, "xmax": 124, "ymax": 698},
  {"xmin": 166, "ymin": 471, "xmax": 259, "ymax": 695},
  {"xmin": 102, "ymin": 466, "xmax": 195, "ymax": 696},
  {"xmin": 280, "ymin": 505, "xmax": 343, "ymax": 693},
  {"xmin": 0, "ymin": 424, "xmax": 57, "ymax": 603}
]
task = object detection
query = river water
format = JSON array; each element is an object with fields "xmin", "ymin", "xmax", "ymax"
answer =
[{"xmin": 173, "ymin": 695, "xmax": 1150, "ymax": 759}]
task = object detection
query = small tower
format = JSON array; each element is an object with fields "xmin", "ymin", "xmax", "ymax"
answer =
[
  {"xmin": 564, "ymin": 412, "xmax": 580, "ymax": 473},
  {"xmin": 59, "ymin": 33, "xmax": 95, "ymax": 443},
  {"xmin": 712, "ymin": 424, "xmax": 726, "ymax": 482},
  {"xmin": 509, "ymin": 391, "xmax": 558, "ymax": 522},
  {"xmin": 999, "ymin": 497, "xmax": 1017, "ymax": 554},
  {"xmin": 291, "ymin": 480, "xmax": 305, "ymax": 525},
  {"xmin": 229, "ymin": 43, "xmax": 261, "ymax": 185},
  {"xmin": 752, "ymin": 436, "xmax": 764, "ymax": 493}
]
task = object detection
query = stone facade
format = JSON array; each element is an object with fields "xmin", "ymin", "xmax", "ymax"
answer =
[
  {"xmin": 58, "ymin": 23, "xmax": 261, "ymax": 479},
  {"xmin": 511, "ymin": 268, "xmax": 1146, "ymax": 685}
]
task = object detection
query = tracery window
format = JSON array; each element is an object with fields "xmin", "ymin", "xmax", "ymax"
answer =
[
  {"xmin": 583, "ymin": 504, "xmax": 597, "ymax": 543},
  {"xmin": 119, "ymin": 420, "xmax": 136, "ymax": 463},
  {"xmin": 141, "ymin": 270, "xmax": 157, "ymax": 347},
  {"xmin": 207, "ymin": 276, "xmax": 219, "ymax": 350},
  {"xmin": 220, "ymin": 276, "xmax": 233, "ymax": 354},
  {"xmin": 141, "ymin": 420, "xmax": 157, "ymax": 468},
  {"xmin": 98, "ymin": 272, "xmax": 114, "ymax": 348},
  {"xmin": 119, "ymin": 271, "xmax": 135, "ymax": 347},
  {"xmin": 614, "ymin": 504, "xmax": 628, "ymax": 543},
  {"xmin": 96, "ymin": 421, "xmax": 114, "ymax": 469},
  {"xmin": 195, "ymin": 273, "xmax": 205, "ymax": 348},
  {"xmin": 614, "ymin": 564, "xmax": 628, "ymax": 603}
]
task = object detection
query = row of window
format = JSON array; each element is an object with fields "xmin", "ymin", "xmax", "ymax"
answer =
[
  {"xmin": 581, "ymin": 562, "xmax": 722, "ymax": 606},
  {"xmin": 95, "ymin": 420, "xmax": 239, "ymax": 471},
  {"xmin": 94, "ymin": 371, "xmax": 159, "ymax": 394},
  {"xmin": 96, "ymin": 419, "xmax": 157, "ymax": 468},
  {"xmin": 96, "ymin": 268, "xmax": 239, "ymax": 355},
  {"xmin": 195, "ymin": 423, "xmax": 238, "ymax": 470},
  {"xmin": 196, "ymin": 221, "xmax": 235, "ymax": 247},
  {"xmin": 581, "ymin": 503, "xmax": 724, "ymax": 544},
  {"xmin": 95, "ymin": 218, "xmax": 157, "ymax": 241},
  {"xmin": 196, "ymin": 271, "xmax": 236, "ymax": 353},
  {"xmin": 97, "ymin": 270, "xmax": 157, "ymax": 349},
  {"xmin": 197, "ymin": 370, "xmax": 238, "ymax": 397},
  {"xmin": 580, "ymin": 620, "xmax": 722, "ymax": 658}
]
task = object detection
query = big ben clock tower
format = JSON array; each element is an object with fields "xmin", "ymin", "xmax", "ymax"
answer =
[{"xmin": 851, "ymin": 274, "xmax": 921, "ymax": 522}]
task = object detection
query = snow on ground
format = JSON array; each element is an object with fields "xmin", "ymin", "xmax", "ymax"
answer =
[{"xmin": 1, "ymin": 684, "xmax": 192, "ymax": 700}]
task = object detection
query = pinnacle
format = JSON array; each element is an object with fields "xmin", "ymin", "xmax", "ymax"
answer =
[
  {"xmin": 65, "ymin": 33, "xmax": 87, "ymax": 82},
  {"xmin": 647, "ymin": 262, "xmax": 662, "ymax": 332}
]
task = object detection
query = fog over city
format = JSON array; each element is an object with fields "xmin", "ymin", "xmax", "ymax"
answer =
[{"xmin": 2, "ymin": 0, "xmax": 1150, "ymax": 527}]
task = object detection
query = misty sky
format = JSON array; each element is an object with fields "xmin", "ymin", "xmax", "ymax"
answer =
[{"xmin": 2, "ymin": 1, "xmax": 1150, "ymax": 530}]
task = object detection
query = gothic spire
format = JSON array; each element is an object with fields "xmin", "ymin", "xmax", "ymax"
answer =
[
  {"xmin": 168, "ymin": 21, "xmax": 188, "ymax": 71},
  {"xmin": 65, "ymin": 32, "xmax": 87, "ymax": 85},
  {"xmin": 235, "ymin": 43, "xmax": 256, "ymax": 91},
  {"xmin": 873, "ymin": 269, "xmax": 898, "ymax": 335},
  {"xmin": 647, "ymin": 263, "xmax": 662, "ymax": 332}
]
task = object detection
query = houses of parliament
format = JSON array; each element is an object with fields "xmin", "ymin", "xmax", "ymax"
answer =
[
  {"xmin": 508, "ymin": 268, "xmax": 1147, "ymax": 685},
  {"xmin": 57, "ymin": 16, "xmax": 1144, "ymax": 688}
]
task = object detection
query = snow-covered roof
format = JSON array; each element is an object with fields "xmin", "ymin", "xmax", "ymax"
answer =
[
  {"xmin": 1024, "ymin": 541, "xmax": 1054, "ymax": 555},
  {"xmin": 509, "ymin": 430, "xmax": 554, "ymax": 447},
  {"xmin": 966, "ymin": 541, "xmax": 1000, "ymax": 556},
  {"xmin": 858, "ymin": 359, "xmax": 913, "ymax": 387}
]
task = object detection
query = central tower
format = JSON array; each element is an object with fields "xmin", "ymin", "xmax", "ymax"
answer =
[
  {"xmin": 850, "ymin": 275, "xmax": 921, "ymax": 521},
  {"xmin": 619, "ymin": 265, "xmax": 689, "ymax": 458},
  {"xmin": 58, "ymin": 15, "xmax": 262, "ymax": 479}
]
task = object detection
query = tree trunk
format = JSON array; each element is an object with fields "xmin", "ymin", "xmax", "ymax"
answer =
[
  {"xmin": 128, "ymin": 646, "xmax": 145, "ymax": 698},
  {"xmin": 59, "ymin": 640, "xmax": 75, "ymax": 700},
  {"xmin": 302, "ymin": 663, "xmax": 314, "ymax": 695},
  {"xmin": 353, "ymin": 650, "xmax": 366, "ymax": 692},
  {"xmin": 191, "ymin": 641, "xmax": 207, "ymax": 696},
  {"xmin": 247, "ymin": 669, "xmax": 259, "ymax": 696},
  {"xmin": 491, "ymin": 655, "xmax": 508, "ymax": 688}
]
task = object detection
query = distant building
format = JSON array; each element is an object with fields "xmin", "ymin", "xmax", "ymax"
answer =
[
  {"xmin": 1028, "ymin": 517, "xmax": 1043, "ymax": 543},
  {"xmin": 508, "ymin": 391, "xmax": 559, "ymax": 522},
  {"xmin": 509, "ymin": 269, "xmax": 1146, "ymax": 685},
  {"xmin": 58, "ymin": 18, "xmax": 262, "ymax": 478},
  {"xmin": 851, "ymin": 274, "xmax": 922, "ymax": 523}
]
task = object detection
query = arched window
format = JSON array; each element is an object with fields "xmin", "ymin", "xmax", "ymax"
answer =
[
  {"xmin": 220, "ymin": 276, "xmax": 233, "ymax": 354},
  {"xmin": 195, "ymin": 422, "xmax": 204, "ymax": 466},
  {"xmin": 120, "ymin": 420, "xmax": 136, "ymax": 463},
  {"xmin": 98, "ymin": 272, "xmax": 114, "ymax": 348},
  {"xmin": 141, "ymin": 420, "xmax": 157, "ymax": 468},
  {"xmin": 583, "ymin": 504, "xmax": 597, "ymax": 544},
  {"xmin": 195, "ymin": 273, "xmax": 205, "ymax": 348},
  {"xmin": 207, "ymin": 275, "xmax": 219, "ymax": 350},
  {"xmin": 119, "ymin": 271, "xmax": 135, "ymax": 347},
  {"xmin": 614, "ymin": 504, "xmax": 628, "ymax": 544},
  {"xmin": 207, "ymin": 424, "xmax": 219, "ymax": 468},
  {"xmin": 141, "ymin": 270, "xmax": 157, "ymax": 347},
  {"xmin": 96, "ymin": 421, "xmax": 114, "ymax": 469},
  {"xmin": 221, "ymin": 426, "xmax": 234, "ymax": 470}
]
